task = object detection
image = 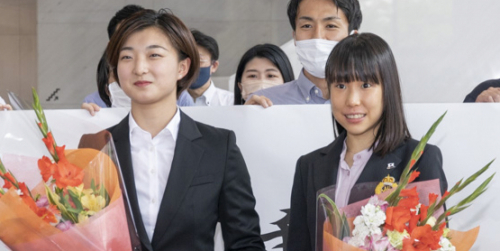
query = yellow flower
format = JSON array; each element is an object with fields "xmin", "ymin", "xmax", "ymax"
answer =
[
  {"xmin": 387, "ymin": 229, "xmax": 409, "ymax": 250},
  {"xmin": 67, "ymin": 184, "xmax": 85, "ymax": 197},
  {"xmin": 81, "ymin": 193, "xmax": 106, "ymax": 214},
  {"xmin": 78, "ymin": 213, "xmax": 89, "ymax": 224}
]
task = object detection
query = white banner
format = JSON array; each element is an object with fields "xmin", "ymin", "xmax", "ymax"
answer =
[{"xmin": 1, "ymin": 104, "xmax": 499, "ymax": 251}]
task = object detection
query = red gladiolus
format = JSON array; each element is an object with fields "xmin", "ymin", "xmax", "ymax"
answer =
[
  {"xmin": 410, "ymin": 159, "xmax": 416, "ymax": 169},
  {"xmin": 403, "ymin": 225, "xmax": 443, "ymax": 251},
  {"xmin": 18, "ymin": 182, "xmax": 38, "ymax": 213},
  {"xmin": 385, "ymin": 206, "xmax": 411, "ymax": 232},
  {"xmin": 408, "ymin": 171, "xmax": 421, "ymax": 183},
  {"xmin": 52, "ymin": 146, "xmax": 83, "ymax": 189},
  {"xmin": 42, "ymin": 132, "xmax": 56, "ymax": 155},
  {"xmin": 38, "ymin": 156, "xmax": 57, "ymax": 182},
  {"xmin": 428, "ymin": 193, "xmax": 439, "ymax": 205},
  {"xmin": 420, "ymin": 204, "xmax": 429, "ymax": 222},
  {"xmin": 443, "ymin": 191, "xmax": 450, "ymax": 198},
  {"xmin": 36, "ymin": 207, "xmax": 58, "ymax": 224},
  {"xmin": 0, "ymin": 172, "xmax": 17, "ymax": 189},
  {"xmin": 398, "ymin": 187, "xmax": 420, "ymax": 209}
]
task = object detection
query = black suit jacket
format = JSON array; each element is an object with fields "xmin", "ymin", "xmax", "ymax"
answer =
[
  {"xmin": 287, "ymin": 132, "xmax": 448, "ymax": 251},
  {"xmin": 80, "ymin": 111, "xmax": 264, "ymax": 251}
]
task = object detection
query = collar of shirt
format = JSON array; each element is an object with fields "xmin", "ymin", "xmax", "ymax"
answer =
[
  {"xmin": 127, "ymin": 108, "xmax": 180, "ymax": 241},
  {"xmin": 0, "ymin": 96, "xmax": 5, "ymax": 105},
  {"xmin": 296, "ymin": 69, "xmax": 329, "ymax": 104},
  {"xmin": 335, "ymin": 139, "xmax": 374, "ymax": 207},
  {"xmin": 196, "ymin": 80, "xmax": 216, "ymax": 106},
  {"xmin": 128, "ymin": 107, "xmax": 180, "ymax": 142}
]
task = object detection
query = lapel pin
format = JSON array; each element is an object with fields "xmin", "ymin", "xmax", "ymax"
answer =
[{"xmin": 386, "ymin": 163, "xmax": 395, "ymax": 169}]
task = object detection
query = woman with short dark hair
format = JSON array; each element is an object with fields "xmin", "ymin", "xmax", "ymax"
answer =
[{"xmin": 81, "ymin": 9, "xmax": 264, "ymax": 251}]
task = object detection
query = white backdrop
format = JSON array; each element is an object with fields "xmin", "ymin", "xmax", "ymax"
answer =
[{"xmin": 1, "ymin": 104, "xmax": 499, "ymax": 250}]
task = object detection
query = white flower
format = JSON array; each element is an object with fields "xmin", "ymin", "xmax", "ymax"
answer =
[
  {"xmin": 432, "ymin": 237, "xmax": 456, "ymax": 251},
  {"xmin": 426, "ymin": 216, "xmax": 437, "ymax": 227},
  {"xmin": 349, "ymin": 201, "xmax": 387, "ymax": 247}
]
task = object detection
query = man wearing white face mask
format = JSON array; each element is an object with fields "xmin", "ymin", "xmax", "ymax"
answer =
[{"xmin": 246, "ymin": 0, "xmax": 362, "ymax": 107}]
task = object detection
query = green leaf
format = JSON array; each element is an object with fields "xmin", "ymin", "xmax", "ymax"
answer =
[
  {"xmin": 318, "ymin": 193, "xmax": 350, "ymax": 240},
  {"xmin": 68, "ymin": 189, "xmax": 83, "ymax": 212},
  {"xmin": 386, "ymin": 112, "xmax": 447, "ymax": 206}
]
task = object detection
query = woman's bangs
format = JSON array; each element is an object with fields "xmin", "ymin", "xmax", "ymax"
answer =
[{"xmin": 330, "ymin": 46, "xmax": 381, "ymax": 85}]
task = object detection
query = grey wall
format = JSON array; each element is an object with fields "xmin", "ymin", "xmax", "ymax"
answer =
[
  {"xmin": 0, "ymin": 0, "xmax": 36, "ymax": 103},
  {"xmin": 37, "ymin": 0, "xmax": 292, "ymax": 108},
  {"xmin": 11, "ymin": 0, "xmax": 500, "ymax": 108}
]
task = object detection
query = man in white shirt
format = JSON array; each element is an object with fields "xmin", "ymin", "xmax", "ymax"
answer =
[
  {"xmin": 0, "ymin": 96, "xmax": 12, "ymax": 111},
  {"xmin": 188, "ymin": 30, "xmax": 234, "ymax": 106}
]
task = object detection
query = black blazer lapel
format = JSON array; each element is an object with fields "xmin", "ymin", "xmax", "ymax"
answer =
[
  {"xmin": 313, "ymin": 132, "xmax": 346, "ymax": 195},
  {"xmin": 110, "ymin": 115, "xmax": 153, "ymax": 251},
  {"xmin": 151, "ymin": 111, "xmax": 204, "ymax": 246}
]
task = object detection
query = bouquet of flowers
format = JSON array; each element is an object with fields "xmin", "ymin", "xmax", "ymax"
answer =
[
  {"xmin": 0, "ymin": 89, "xmax": 141, "ymax": 250},
  {"xmin": 318, "ymin": 112, "xmax": 494, "ymax": 251}
]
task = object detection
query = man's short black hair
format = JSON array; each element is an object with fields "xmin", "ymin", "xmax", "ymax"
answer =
[
  {"xmin": 287, "ymin": 0, "xmax": 362, "ymax": 32},
  {"xmin": 107, "ymin": 4, "xmax": 144, "ymax": 39},
  {"xmin": 191, "ymin": 29, "xmax": 219, "ymax": 61}
]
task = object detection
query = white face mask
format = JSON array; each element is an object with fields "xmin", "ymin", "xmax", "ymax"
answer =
[
  {"xmin": 240, "ymin": 80, "xmax": 282, "ymax": 101},
  {"xmin": 295, "ymin": 39, "xmax": 338, "ymax": 79},
  {"xmin": 108, "ymin": 82, "xmax": 131, "ymax": 108}
]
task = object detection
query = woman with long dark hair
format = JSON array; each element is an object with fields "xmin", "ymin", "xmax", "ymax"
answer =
[
  {"xmin": 234, "ymin": 44, "xmax": 294, "ymax": 104},
  {"xmin": 287, "ymin": 33, "xmax": 448, "ymax": 251}
]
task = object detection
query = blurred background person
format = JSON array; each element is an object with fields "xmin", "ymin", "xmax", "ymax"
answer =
[
  {"xmin": 463, "ymin": 78, "xmax": 500, "ymax": 102},
  {"xmin": 0, "ymin": 96, "xmax": 12, "ymax": 111},
  {"xmin": 245, "ymin": 0, "xmax": 362, "ymax": 107},
  {"xmin": 234, "ymin": 44, "xmax": 295, "ymax": 105},
  {"xmin": 189, "ymin": 29, "xmax": 233, "ymax": 106}
]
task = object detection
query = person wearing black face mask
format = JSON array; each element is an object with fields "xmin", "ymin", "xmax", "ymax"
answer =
[{"xmin": 188, "ymin": 30, "xmax": 234, "ymax": 106}]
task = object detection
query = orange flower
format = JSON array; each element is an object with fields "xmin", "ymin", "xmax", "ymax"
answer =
[
  {"xmin": 419, "ymin": 204, "xmax": 429, "ymax": 222},
  {"xmin": 408, "ymin": 225, "xmax": 442, "ymax": 250},
  {"xmin": 18, "ymin": 182, "xmax": 38, "ymax": 213},
  {"xmin": 428, "ymin": 193, "xmax": 439, "ymax": 205},
  {"xmin": 36, "ymin": 207, "xmax": 58, "ymax": 224},
  {"xmin": 408, "ymin": 171, "xmax": 420, "ymax": 183},
  {"xmin": 385, "ymin": 206, "xmax": 411, "ymax": 232},
  {"xmin": 0, "ymin": 172, "xmax": 17, "ymax": 189},
  {"xmin": 52, "ymin": 146, "xmax": 84, "ymax": 188},
  {"xmin": 38, "ymin": 156, "xmax": 57, "ymax": 182},
  {"xmin": 398, "ymin": 187, "xmax": 420, "ymax": 209},
  {"xmin": 410, "ymin": 159, "xmax": 416, "ymax": 169},
  {"xmin": 443, "ymin": 191, "xmax": 450, "ymax": 198},
  {"xmin": 42, "ymin": 132, "xmax": 56, "ymax": 155},
  {"xmin": 408, "ymin": 210, "xmax": 420, "ymax": 233}
]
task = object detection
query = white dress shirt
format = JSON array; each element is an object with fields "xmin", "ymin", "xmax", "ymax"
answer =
[
  {"xmin": 193, "ymin": 81, "xmax": 234, "ymax": 106},
  {"xmin": 0, "ymin": 96, "xmax": 5, "ymax": 105},
  {"xmin": 128, "ymin": 109, "xmax": 180, "ymax": 241}
]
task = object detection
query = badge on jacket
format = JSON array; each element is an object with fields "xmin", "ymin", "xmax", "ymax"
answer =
[{"xmin": 375, "ymin": 174, "xmax": 398, "ymax": 194}]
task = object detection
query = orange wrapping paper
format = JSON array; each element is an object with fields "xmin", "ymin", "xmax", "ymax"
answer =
[{"xmin": 0, "ymin": 148, "xmax": 133, "ymax": 251}]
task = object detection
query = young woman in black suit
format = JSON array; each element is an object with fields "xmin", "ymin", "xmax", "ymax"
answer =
[
  {"xmin": 287, "ymin": 33, "xmax": 448, "ymax": 251},
  {"xmin": 80, "ymin": 9, "xmax": 264, "ymax": 251}
]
